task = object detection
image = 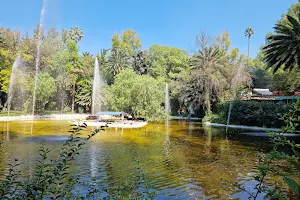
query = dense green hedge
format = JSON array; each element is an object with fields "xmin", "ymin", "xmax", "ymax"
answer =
[{"xmin": 213, "ymin": 100, "xmax": 294, "ymax": 128}]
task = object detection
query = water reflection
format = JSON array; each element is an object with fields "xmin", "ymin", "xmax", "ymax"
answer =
[
  {"xmin": 6, "ymin": 122, "xmax": 9, "ymax": 141},
  {"xmin": 0, "ymin": 120, "xmax": 299, "ymax": 199}
]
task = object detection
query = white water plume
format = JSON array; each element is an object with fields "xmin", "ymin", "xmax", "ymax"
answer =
[
  {"xmin": 32, "ymin": 0, "xmax": 49, "ymax": 116},
  {"xmin": 226, "ymin": 63, "xmax": 245, "ymax": 132},
  {"xmin": 92, "ymin": 57, "xmax": 102, "ymax": 115}
]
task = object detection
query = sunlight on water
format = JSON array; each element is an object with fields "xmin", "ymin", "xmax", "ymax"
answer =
[{"xmin": 0, "ymin": 120, "xmax": 299, "ymax": 199}]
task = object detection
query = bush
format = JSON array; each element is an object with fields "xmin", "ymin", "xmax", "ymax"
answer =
[
  {"xmin": 214, "ymin": 100, "xmax": 293, "ymax": 128},
  {"xmin": 63, "ymin": 106, "xmax": 71, "ymax": 113}
]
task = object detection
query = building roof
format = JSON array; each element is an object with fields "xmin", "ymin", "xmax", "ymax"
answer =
[
  {"xmin": 253, "ymin": 88, "xmax": 273, "ymax": 96},
  {"xmin": 96, "ymin": 111, "xmax": 123, "ymax": 115}
]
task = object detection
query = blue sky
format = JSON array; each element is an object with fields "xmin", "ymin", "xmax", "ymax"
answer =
[{"xmin": 0, "ymin": 0, "xmax": 297, "ymax": 57}]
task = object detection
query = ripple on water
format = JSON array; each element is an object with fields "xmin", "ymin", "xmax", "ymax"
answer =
[{"xmin": 0, "ymin": 120, "xmax": 299, "ymax": 199}]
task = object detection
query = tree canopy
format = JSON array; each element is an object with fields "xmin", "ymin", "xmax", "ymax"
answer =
[
  {"xmin": 108, "ymin": 69, "xmax": 165, "ymax": 121},
  {"xmin": 1, "ymin": 2, "xmax": 300, "ymax": 119},
  {"xmin": 263, "ymin": 13, "xmax": 300, "ymax": 72}
]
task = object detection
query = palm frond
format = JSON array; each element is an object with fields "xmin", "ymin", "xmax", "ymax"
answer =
[{"xmin": 263, "ymin": 13, "xmax": 300, "ymax": 72}]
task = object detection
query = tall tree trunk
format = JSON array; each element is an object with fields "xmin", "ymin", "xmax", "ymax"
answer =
[
  {"xmin": 72, "ymin": 83, "xmax": 75, "ymax": 113},
  {"xmin": 247, "ymin": 36, "xmax": 250, "ymax": 66},
  {"xmin": 205, "ymin": 84, "xmax": 211, "ymax": 115},
  {"xmin": 248, "ymin": 37, "xmax": 250, "ymax": 58}
]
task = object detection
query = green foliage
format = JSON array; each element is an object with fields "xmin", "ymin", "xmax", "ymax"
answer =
[
  {"xmin": 75, "ymin": 79, "xmax": 92, "ymax": 111},
  {"xmin": 109, "ymin": 68, "xmax": 165, "ymax": 121},
  {"xmin": 108, "ymin": 49, "xmax": 129, "ymax": 76},
  {"xmin": 132, "ymin": 51, "xmax": 148, "ymax": 75},
  {"xmin": 69, "ymin": 26, "xmax": 84, "ymax": 43},
  {"xmin": 229, "ymin": 99, "xmax": 300, "ymax": 199},
  {"xmin": 215, "ymin": 100, "xmax": 293, "ymax": 128},
  {"xmin": 270, "ymin": 68, "xmax": 300, "ymax": 92},
  {"xmin": 178, "ymin": 32, "xmax": 250, "ymax": 116},
  {"xmin": 249, "ymin": 49, "xmax": 300, "ymax": 92},
  {"xmin": 0, "ymin": 30, "xmax": 5, "ymax": 48},
  {"xmin": 244, "ymin": 27, "xmax": 254, "ymax": 39},
  {"xmin": 279, "ymin": 2, "xmax": 300, "ymax": 25},
  {"xmin": 111, "ymin": 30, "xmax": 141, "ymax": 58},
  {"xmin": 0, "ymin": 124, "xmax": 102, "ymax": 199},
  {"xmin": 263, "ymin": 13, "xmax": 300, "ymax": 72},
  {"xmin": 97, "ymin": 48, "xmax": 113, "ymax": 84},
  {"xmin": 202, "ymin": 113, "xmax": 224, "ymax": 123},
  {"xmin": 250, "ymin": 68, "xmax": 272, "ymax": 89},
  {"xmin": 33, "ymin": 72, "xmax": 57, "ymax": 111},
  {"xmin": 146, "ymin": 44, "xmax": 188, "ymax": 80},
  {"xmin": 283, "ymin": 176, "xmax": 300, "ymax": 197},
  {"xmin": 0, "ymin": 124, "xmax": 157, "ymax": 199}
]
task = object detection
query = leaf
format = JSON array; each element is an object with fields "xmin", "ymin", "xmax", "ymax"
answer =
[
  {"xmin": 283, "ymin": 176, "xmax": 300, "ymax": 197},
  {"xmin": 292, "ymin": 148, "xmax": 300, "ymax": 158}
]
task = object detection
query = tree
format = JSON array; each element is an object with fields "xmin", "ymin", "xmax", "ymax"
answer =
[
  {"xmin": 0, "ymin": 28, "xmax": 20, "ymax": 108},
  {"xmin": 263, "ymin": 13, "xmax": 300, "ymax": 72},
  {"xmin": 64, "ymin": 40, "xmax": 83, "ymax": 113},
  {"xmin": 33, "ymin": 72, "xmax": 57, "ymax": 111},
  {"xmin": 81, "ymin": 52, "xmax": 94, "ymax": 77},
  {"xmin": 179, "ymin": 32, "xmax": 250, "ymax": 116},
  {"xmin": 108, "ymin": 50, "xmax": 129, "ymax": 76},
  {"xmin": 244, "ymin": 27, "xmax": 254, "ymax": 59},
  {"xmin": 111, "ymin": 30, "xmax": 141, "ymax": 58},
  {"xmin": 146, "ymin": 45, "xmax": 188, "ymax": 80},
  {"xmin": 182, "ymin": 46, "xmax": 226, "ymax": 114},
  {"xmin": 279, "ymin": 2, "xmax": 300, "ymax": 25},
  {"xmin": 109, "ymin": 68, "xmax": 165, "ymax": 121},
  {"xmin": 75, "ymin": 79, "xmax": 92, "ymax": 112},
  {"xmin": 270, "ymin": 68, "xmax": 300, "ymax": 92},
  {"xmin": 97, "ymin": 49, "xmax": 113, "ymax": 85},
  {"xmin": 0, "ymin": 31, "xmax": 5, "ymax": 48},
  {"xmin": 132, "ymin": 51, "xmax": 148, "ymax": 75},
  {"xmin": 69, "ymin": 26, "xmax": 84, "ymax": 43}
]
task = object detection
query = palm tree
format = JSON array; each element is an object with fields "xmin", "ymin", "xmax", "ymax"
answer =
[
  {"xmin": 82, "ymin": 52, "xmax": 93, "ymax": 58},
  {"xmin": 263, "ymin": 14, "xmax": 300, "ymax": 72},
  {"xmin": 182, "ymin": 47, "xmax": 226, "ymax": 114},
  {"xmin": 244, "ymin": 27, "xmax": 254, "ymax": 59},
  {"xmin": 108, "ymin": 50, "xmax": 128, "ymax": 76},
  {"xmin": 69, "ymin": 26, "xmax": 84, "ymax": 43},
  {"xmin": 98, "ymin": 48, "xmax": 109, "ymax": 67}
]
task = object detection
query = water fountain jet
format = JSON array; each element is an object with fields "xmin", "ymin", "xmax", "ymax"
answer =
[
  {"xmin": 165, "ymin": 83, "xmax": 170, "ymax": 117},
  {"xmin": 32, "ymin": 0, "xmax": 48, "ymax": 116},
  {"xmin": 6, "ymin": 55, "xmax": 22, "ymax": 116},
  {"xmin": 226, "ymin": 63, "xmax": 245, "ymax": 132},
  {"xmin": 92, "ymin": 57, "xmax": 101, "ymax": 115}
]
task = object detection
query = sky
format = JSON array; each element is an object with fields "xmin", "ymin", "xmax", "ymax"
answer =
[{"xmin": 0, "ymin": 0, "xmax": 297, "ymax": 57}]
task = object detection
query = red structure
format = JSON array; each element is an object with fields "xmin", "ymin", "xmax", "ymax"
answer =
[{"xmin": 272, "ymin": 91, "xmax": 300, "ymax": 96}]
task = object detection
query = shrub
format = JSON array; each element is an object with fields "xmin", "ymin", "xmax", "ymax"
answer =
[{"xmin": 214, "ymin": 100, "xmax": 293, "ymax": 128}]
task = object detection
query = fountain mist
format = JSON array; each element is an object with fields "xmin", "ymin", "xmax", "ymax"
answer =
[
  {"xmin": 92, "ymin": 57, "xmax": 101, "ymax": 115},
  {"xmin": 165, "ymin": 83, "xmax": 170, "ymax": 116},
  {"xmin": 7, "ymin": 55, "xmax": 22, "ymax": 116},
  {"xmin": 226, "ymin": 63, "xmax": 244, "ymax": 132},
  {"xmin": 32, "ymin": 0, "xmax": 48, "ymax": 116}
]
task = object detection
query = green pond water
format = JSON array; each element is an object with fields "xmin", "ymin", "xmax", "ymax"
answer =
[{"xmin": 0, "ymin": 120, "xmax": 299, "ymax": 199}]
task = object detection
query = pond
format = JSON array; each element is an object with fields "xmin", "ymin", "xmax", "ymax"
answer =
[{"xmin": 0, "ymin": 120, "xmax": 299, "ymax": 199}]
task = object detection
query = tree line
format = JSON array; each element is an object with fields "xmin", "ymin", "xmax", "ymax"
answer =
[{"xmin": 0, "ymin": 2, "xmax": 300, "ymax": 120}]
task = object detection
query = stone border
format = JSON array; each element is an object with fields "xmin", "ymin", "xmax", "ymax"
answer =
[
  {"xmin": 0, "ymin": 114, "xmax": 90, "ymax": 122},
  {"xmin": 204, "ymin": 122, "xmax": 300, "ymax": 137}
]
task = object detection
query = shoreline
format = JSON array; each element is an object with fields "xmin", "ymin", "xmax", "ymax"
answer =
[
  {"xmin": 0, "ymin": 114, "xmax": 90, "ymax": 122},
  {"xmin": 204, "ymin": 122, "xmax": 300, "ymax": 137}
]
